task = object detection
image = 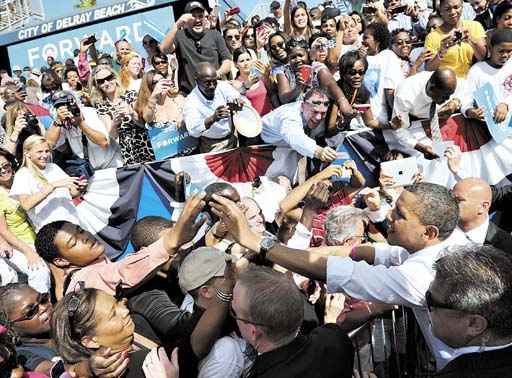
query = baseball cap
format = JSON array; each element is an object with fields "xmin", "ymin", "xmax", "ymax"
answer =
[
  {"xmin": 270, "ymin": 1, "xmax": 281, "ymax": 10},
  {"xmin": 12, "ymin": 65, "xmax": 21, "ymax": 72},
  {"xmin": 178, "ymin": 247, "xmax": 227, "ymax": 293},
  {"xmin": 184, "ymin": 1, "xmax": 206, "ymax": 13},
  {"xmin": 51, "ymin": 90, "xmax": 75, "ymax": 108}
]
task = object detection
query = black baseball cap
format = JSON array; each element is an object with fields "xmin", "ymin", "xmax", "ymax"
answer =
[
  {"xmin": 270, "ymin": 1, "xmax": 281, "ymax": 10},
  {"xmin": 184, "ymin": 1, "xmax": 205, "ymax": 13}
]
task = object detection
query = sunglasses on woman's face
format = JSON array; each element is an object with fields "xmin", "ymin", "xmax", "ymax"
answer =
[
  {"xmin": 270, "ymin": 42, "xmax": 285, "ymax": 50},
  {"xmin": 153, "ymin": 59, "xmax": 168, "ymax": 66},
  {"xmin": 96, "ymin": 74, "xmax": 115, "ymax": 86},
  {"xmin": 12, "ymin": 293, "xmax": 50, "ymax": 323}
]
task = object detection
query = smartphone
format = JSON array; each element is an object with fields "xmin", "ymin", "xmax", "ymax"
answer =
[
  {"xmin": 390, "ymin": 5, "xmax": 408, "ymax": 14},
  {"xmin": 298, "ymin": 65, "xmax": 313, "ymax": 86},
  {"xmin": 85, "ymin": 34, "xmax": 97, "ymax": 45}
]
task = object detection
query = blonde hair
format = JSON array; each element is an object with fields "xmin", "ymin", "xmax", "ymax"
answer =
[
  {"xmin": 4, "ymin": 101, "xmax": 31, "ymax": 136},
  {"xmin": 21, "ymin": 135, "xmax": 50, "ymax": 184},
  {"xmin": 89, "ymin": 66, "xmax": 125, "ymax": 107},
  {"xmin": 119, "ymin": 52, "xmax": 142, "ymax": 90}
]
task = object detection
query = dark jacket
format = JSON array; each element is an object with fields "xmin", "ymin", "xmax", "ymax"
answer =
[
  {"xmin": 435, "ymin": 343, "xmax": 512, "ymax": 378},
  {"xmin": 485, "ymin": 221, "xmax": 512, "ymax": 253},
  {"xmin": 490, "ymin": 185, "xmax": 512, "ymax": 232}
]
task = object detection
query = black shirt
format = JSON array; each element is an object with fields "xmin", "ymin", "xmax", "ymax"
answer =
[
  {"xmin": 174, "ymin": 28, "xmax": 232, "ymax": 94},
  {"xmin": 248, "ymin": 324, "xmax": 354, "ymax": 378}
]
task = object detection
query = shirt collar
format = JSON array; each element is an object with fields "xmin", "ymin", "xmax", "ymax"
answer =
[{"xmin": 463, "ymin": 216, "xmax": 489, "ymax": 245}]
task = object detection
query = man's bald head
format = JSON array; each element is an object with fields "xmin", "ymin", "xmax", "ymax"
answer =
[
  {"xmin": 428, "ymin": 68, "xmax": 457, "ymax": 104},
  {"xmin": 452, "ymin": 177, "xmax": 492, "ymax": 229},
  {"xmin": 195, "ymin": 62, "xmax": 217, "ymax": 79},
  {"xmin": 195, "ymin": 62, "xmax": 218, "ymax": 99}
]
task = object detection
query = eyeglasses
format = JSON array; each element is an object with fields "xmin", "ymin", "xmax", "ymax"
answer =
[
  {"xmin": 226, "ymin": 35, "xmax": 241, "ymax": 41},
  {"xmin": 306, "ymin": 100, "xmax": 330, "ymax": 109},
  {"xmin": 96, "ymin": 74, "xmax": 115, "ymax": 86},
  {"xmin": 244, "ymin": 34, "xmax": 255, "ymax": 39},
  {"xmin": 11, "ymin": 293, "xmax": 50, "ymax": 323},
  {"xmin": 312, "ymin": 42, "xmax": 328, "ymax": 50},
  {"xmin": 153, "ymin": 59, "xmax": 168, "ymax": 66},
  {"xmin": 425, "ymin": 289, "xmax": 455, "ymax": 312},
  {"xmin": 229, "ymin": 304, "xmax": 269, "ymax": 327},
  {"xmin": 270, "ymin": 42, "xmax": 285, "ymax": 50},
  {"xmin": 194, "ymin": 40, "xmax": 202, "ymax": 53}
]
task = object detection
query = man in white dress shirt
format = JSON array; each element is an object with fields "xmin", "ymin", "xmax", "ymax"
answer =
[
  {"xmin": 210, "ymin": 182, "xmax": 472, "ymax": 371},
  {"xmin": 452, "ymin": 178, "xmax": 512, "ymax": 251},
  {"xmin": 261, "ymin": 87, "xmax": 337, "ymax": 162},
  {"xmin": 390, "ymin": 68, "xmax": 459, "ymax": 159},
  {"xmin": 184, "ymin": 62, "xmax": 243, "ymax": 153}
]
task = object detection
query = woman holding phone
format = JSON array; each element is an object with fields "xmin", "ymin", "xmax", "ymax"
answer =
[{"xmin": 231, "ymin": 47, "xmax": 272, "ymax": 116}]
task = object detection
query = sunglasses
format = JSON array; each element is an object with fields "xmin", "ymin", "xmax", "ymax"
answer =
[
  {"xmin": 153, "ymin": 59, "xmax": 168, "ymax": 66},
  {"xmin": 307, "ymin": 100, "xmax": 331, "ymax": 108},
  {"xmin": 270, "ymin": 42, "xmax": 286, "ymax": 50},
  {"xmin": 0, "ymin": 162, "xmax": 12, "ymax": 176},
  {"xmin": 244, "ymin": 34, "xmax": 255, "ymax": 39},
  {"xmin": 96, "ymin": 74, "xmax": 115, "ymax": 85},
  {"xmin": 226, "ymin": 35, "xmax": 241, "ymax": 41},
  {"xmin": 425, "ymin": 289, "xmax": 454, "ymax": 312},
  {"xmin": 11, "ymin": 293, "xmax": 50, "ymax": 323},
  {"xmin": 394, "ymin": 40, "xmax": 412, "ymax": 46},
  {"xmin": 348, "ymin": 69, "xmax": 365, "ymax": 76}
]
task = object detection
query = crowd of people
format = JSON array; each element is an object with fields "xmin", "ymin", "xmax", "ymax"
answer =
[{"xmin": 1, "ymin": 0, "xmax": 512, "ymax": 376}]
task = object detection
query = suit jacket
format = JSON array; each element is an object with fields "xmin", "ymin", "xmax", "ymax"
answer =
[
  {"xmin": 490, "ymin": 185, "xmax": 512, "ymax": 232},
  {"xmin": 485, "ymin": 221, "xmax": 512, "ymax": 253},
  {"xmin": 435, "ymin": 344, "xmax": 512, "ymax": 378}
]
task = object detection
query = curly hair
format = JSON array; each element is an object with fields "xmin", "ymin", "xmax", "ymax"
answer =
[{"xmin": 35, "ymin": 221, "xmax": 67, "ymax": 263}]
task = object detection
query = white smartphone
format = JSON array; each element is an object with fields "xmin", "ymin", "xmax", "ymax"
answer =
[{"xmin": 380, "ymin": 157, "xmax": 418, "ymax": 187}]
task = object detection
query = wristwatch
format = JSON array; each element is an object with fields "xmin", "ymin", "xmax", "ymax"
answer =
[{"xmin": 259, "ymin": 234, "xmax": 278, "ymax": 259}]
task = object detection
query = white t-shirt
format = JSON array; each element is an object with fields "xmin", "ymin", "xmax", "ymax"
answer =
[
  {"xmin": 9, "ymin": 164, "xmax": 80, "ymax": 232},
  {"xmin": 364, "ymin": 49, "xmax": 404, "ymax": 123},
  {"xmin": 54, "ymin": 107, "xmax": 123, "ymax": 170}
]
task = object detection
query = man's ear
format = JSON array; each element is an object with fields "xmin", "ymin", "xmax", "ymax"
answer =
[
  {"xmin": 53, "ymin": 256, "xmax": 71, "ymax": 268},
  {"xmin": 424, "ymin": 225, "xmax": 440, "ymax": 241},
  {"xmin": 466, "ymin": 314, "xmax": 488, "ymax": 338},
  {"xmin": 80, "ymin": 335, "xmax": 100, "ymax": 349}
]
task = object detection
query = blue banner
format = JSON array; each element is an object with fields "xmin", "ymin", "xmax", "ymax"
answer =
[
  {"xmin": 7, "ymin": 6, "xmax": 174, "ymax": 69},
  {"xmin": 474, "ymin": 82, "xmax": 512, "ymax": 144},
  {"xmin": 147, "ymin": 122, "xmax": 198, "ymax": 160},
  {"xmin": 0, "ymin": 0, "xmax": 174, "ymax": 46}
]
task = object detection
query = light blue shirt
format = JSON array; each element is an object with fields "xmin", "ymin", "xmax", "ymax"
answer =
[{"xmin": 261, "ymin": 101, "xmax": 324, "ymax": 158}]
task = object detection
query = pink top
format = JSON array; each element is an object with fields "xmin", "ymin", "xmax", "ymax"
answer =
[
  {"xmin": 24, "ymin": 373, "xmax": 49, "ymax": 378},
  {"xmin": 65, "ymin": 238, "xmax": 170, "ymax": 296},
  {"xmin": 77, "ymin": 52, "xmax": 91, "ymax": 84},
  {"xmin": 243, "ymin": 80, "xmax": 272, "ymax": 116}
]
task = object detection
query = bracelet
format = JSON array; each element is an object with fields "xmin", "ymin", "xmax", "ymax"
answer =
[{"xmin": 216, "ymin": 289, "xmax": 233, "ymax": 303}]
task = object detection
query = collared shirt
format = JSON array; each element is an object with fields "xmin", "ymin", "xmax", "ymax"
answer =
[
  {"xmin": 184, "ymin": 81, "xmax": 243, "ymax": 139},
  {"xmin": 65, "ymin": 238, "xmax": 170, "ymax": 296},
  {"xmin": 388, "ymin": 12, "xmax": 428, "ymax": 36},
  {"xmin": 391, "ymin": 71, "xmax": 438, "ymax": 149},
  {"xmin": 326, "ymin": 231, "xmax": 470, "ymax": 370},
  {"xmin": 460, "ymin": 216, "xmax": 489, "ymax": 245},
  {"xmin": 261, "ymin": 101, "xmax": 324, "ymax": 158}
]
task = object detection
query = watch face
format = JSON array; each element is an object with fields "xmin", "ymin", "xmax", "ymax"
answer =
[{"xmin": 261, "ymin": 237, "xmax": 276, "ymax": 250}]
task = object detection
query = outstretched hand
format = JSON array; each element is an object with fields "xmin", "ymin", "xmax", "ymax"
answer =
[{"xmin": 164, "ymin": 192, "xmax": 206, "ymax": 254}]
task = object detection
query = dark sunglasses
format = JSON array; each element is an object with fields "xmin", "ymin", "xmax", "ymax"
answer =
[
  {"xmin": 226, "ymin": 35, "xmax": 241, "ymax": 41},
  {"xmin": 425, "ymin": 289, "xmax": 454, "ymax": 312},
  {"xmin": 244, "ymin": 33, "xmax": 255, "ymax": 39},
  {"xmin": 12, "ymin": 293, "xmax": 50, "ymax": 323},
  {"xmin": 348, "ymin": 69, "xmax": 365, "ymax": 76},
  {"xmin": 270, "ymin": 42, "xmax": 286, "ymax": 50},
  {"xmin": 153, "ymin": 59, "xmax": 168, "ymax": 66},
  {"xmin": 96, "ymin": 74, "xmax": 115, "ymax": 85},
  {"xmin": 394, "ymin": 40, "xmax": 412, "ymax": 46}
]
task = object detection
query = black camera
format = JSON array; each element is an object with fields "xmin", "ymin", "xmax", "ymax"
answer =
[
  {"xmin": 52, "ymin": 91, "xmax": 81, "ymax": 119},
  {"xmin": 453, "ymin": 30, "xmax": 463, "ymax": 43},
  {"xmin": 84, "ymin": 35, "xmax": 97, "ymax": 45},
  {"xmin": 24, "ymin": 113, "xmax": 39, "ymax": 129},
  {"xmin": 226, "ymin": 101, "xmax": 243, "ymax": 112}
]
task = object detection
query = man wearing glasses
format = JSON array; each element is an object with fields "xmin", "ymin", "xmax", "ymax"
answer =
[
  {"xmin": 428, "ymin": 244, "xmax": 512, "ymax": 377},
  {"xmin": 160, "ymin": 1, "xmax": 233, "ymax": 94},
  {"xmin": 261, "ymin": 86, "xmax": 338, "ymax": 162}
]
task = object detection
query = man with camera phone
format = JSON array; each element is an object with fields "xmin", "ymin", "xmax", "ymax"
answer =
[
  {"xmin": 184, "ymin": 62, "xmax": 247, "ymax": 153},
  {"xmin": 46, "ymin": 91, "xmax": 122, "ymax": 174}
]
